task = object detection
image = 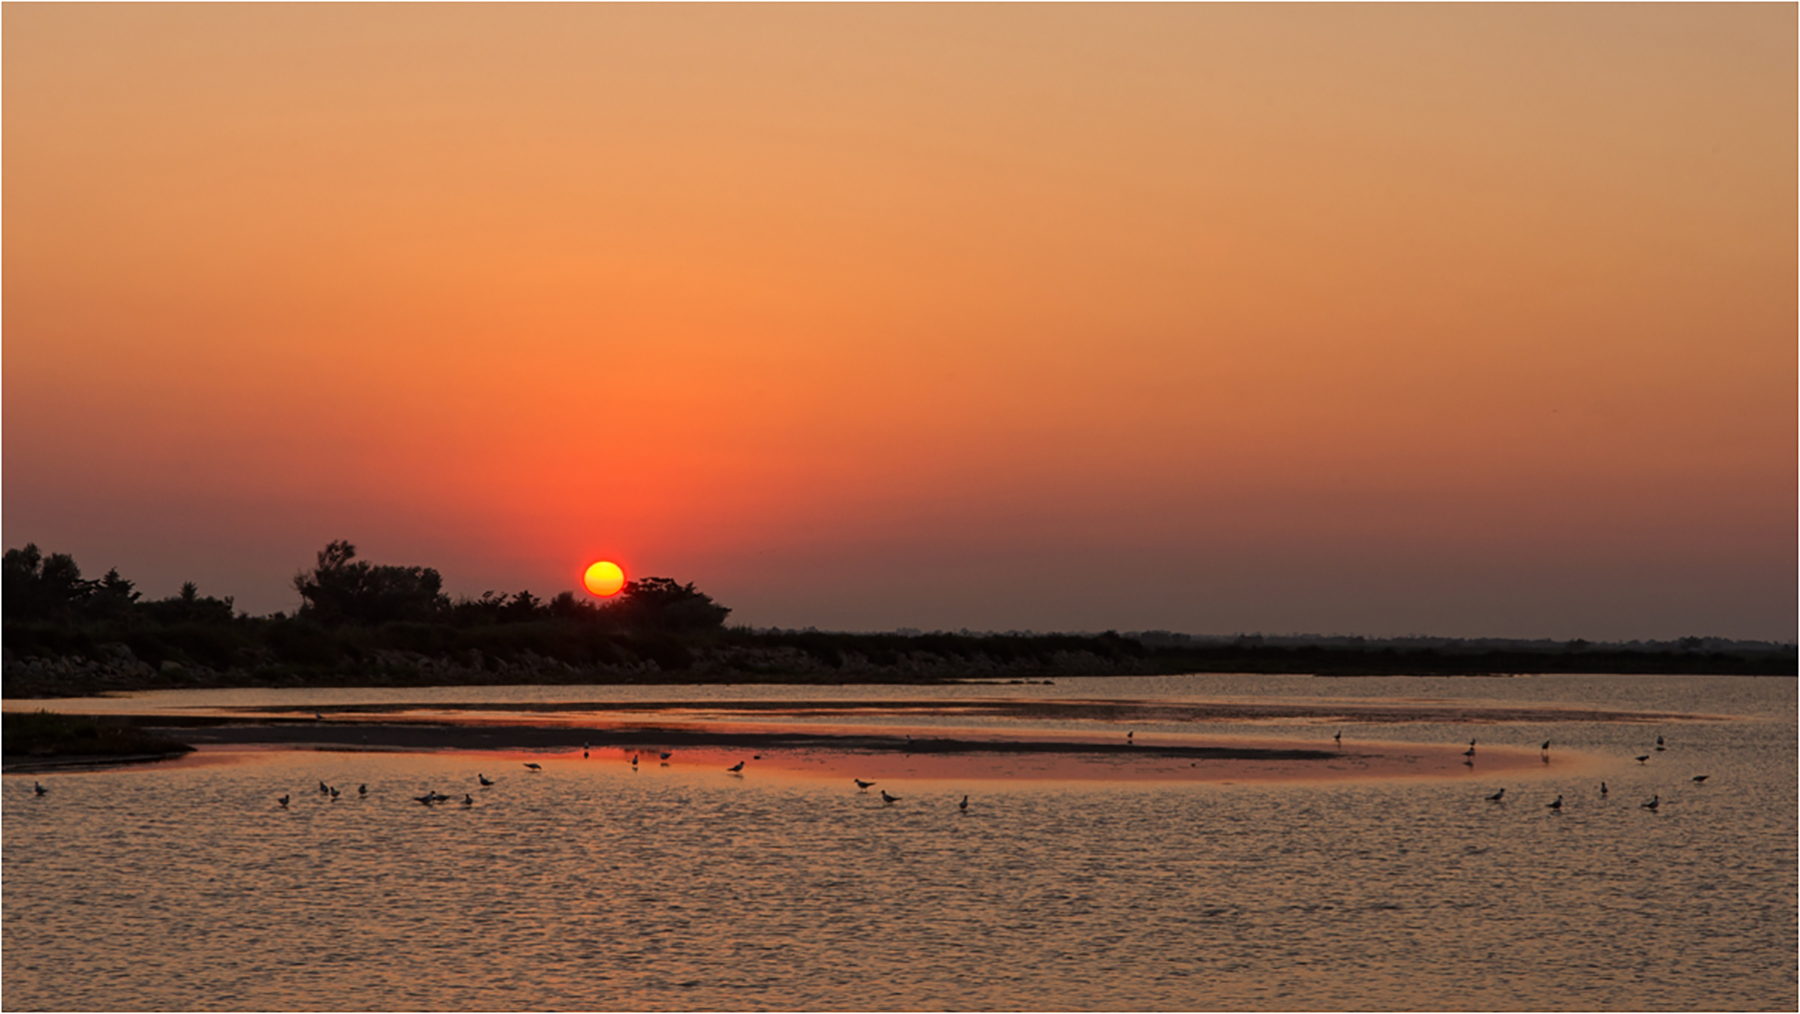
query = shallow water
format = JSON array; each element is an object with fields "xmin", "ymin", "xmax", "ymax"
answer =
[{"xmin": 4, "ymin": 675, "xmax": 1794, "ymax": 1010}]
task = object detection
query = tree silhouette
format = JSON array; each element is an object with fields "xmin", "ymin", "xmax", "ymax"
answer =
[{"xmin": 293, "ymin": 540, "xmax": 447, "ymax": 625}]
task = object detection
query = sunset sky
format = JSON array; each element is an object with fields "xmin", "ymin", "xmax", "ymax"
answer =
[{"xmin": 5, "ymin": 5, "xmax": 1793, "ymax": 639}]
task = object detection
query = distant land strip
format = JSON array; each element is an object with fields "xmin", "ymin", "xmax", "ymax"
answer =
[{"xmin": 4, "ymin": 632, "xmax": 1793, "ymax": 699}]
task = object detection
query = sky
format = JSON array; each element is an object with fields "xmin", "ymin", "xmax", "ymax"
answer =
[{"xmin": 5, "ymin": 5, "xmax": 1794, "ymax": 640}]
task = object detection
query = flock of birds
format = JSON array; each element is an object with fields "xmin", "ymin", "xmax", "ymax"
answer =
[
  {"xmin": 178, "ymin": 747, "xmax": 973, "ymax": 813},
  {"xmin": 1443, "ymin": 731, "xmax": 1702, "ymax": 814}
]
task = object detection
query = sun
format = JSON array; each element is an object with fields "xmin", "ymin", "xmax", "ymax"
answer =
[{"xmin": 583, "ymin": 560, "xmax": 625, "ymax": 597}]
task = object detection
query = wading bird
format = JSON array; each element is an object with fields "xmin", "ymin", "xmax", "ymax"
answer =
[
  {"xmin": 959, "ymin": 795, "xmax": 969, "ymax": 812},
  {"xmin": 1641, "ymin": 794, "xmax": 1660, "ymax": 811},
  {"xmin": 630, "ymin": 755, "xmax": 639, "ymax": 767},
  {"xmin": 854, "ymin": 779, "xmax": 876, "ymax": 791},
  {"xmin": 1601, "ymin": 782, "xmax": 1608, "ymax": 796},
  {"xmin": 659, "ymin": 752, "xmax": 672, "ymax": 763},
  {"xmin": 34, "ymin": 781, "xmax": 46, "ymax": 796},
  {"xmin": 727, "ymin": 761, "xmax": 744, "ymax": 773},
  {"xmin": 1547, "ymin": 795, "xmax": 1563, "ymax": 811},
  {"xmin": 358, "ymin": 784, "xmax": 367, "ymax": 796},
  {"xmin": 1334, "ymin": 731, "xmax": 1342, "ymax": 746},
  {"xmin": 1635, "ymin": 755, "xmax": 1650, "ymax": 764},
  {"xmin": 319, "ymin": 780, "xmax": 330, "ymax": 794},
  {"xmin": 881, "ymin": 790, "xmax": 900, "ymax": 805},
  {"xmin": 478, "ymin": 774, "xmax": 495, "ymax": 786},
  {"xmin": 1692, "ymin": 775, "xmax": 1708, "ymax": 783},
  {"xmin": 277, "ymin": 794, "xmax": 289, "ymax": 807},
  {"xmin": 1655, "ymin": 734, "xmax": 1665, "ymax": 751},
  {"xmin": 1487, "ymin": 788, "xmax": 1505, "ymax": 802},
  {"xmin": 524, "ymin": 762, "xmax": 542, "ymax": 771},
  {"xmin": 329, "ymin": 786, "xmax": 340, "ymax": 799},
  {"xmin": 463, "ymin": 794, "xmax": 474, "ymax": 806}
]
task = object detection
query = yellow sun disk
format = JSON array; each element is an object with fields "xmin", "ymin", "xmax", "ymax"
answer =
[{"xmin": 584, "ymin": 560, "xmax": 625, "ymax": 597}]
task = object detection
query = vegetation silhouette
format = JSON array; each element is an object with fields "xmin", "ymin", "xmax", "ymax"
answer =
[{"xmin": 2, "ymin": 541, "xmax": 1793, "ymax": 697}]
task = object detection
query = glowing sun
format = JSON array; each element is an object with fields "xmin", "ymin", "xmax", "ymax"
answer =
[{"xmin": 583, "ymin": 560, "xmax": 625, "ymax": 597}]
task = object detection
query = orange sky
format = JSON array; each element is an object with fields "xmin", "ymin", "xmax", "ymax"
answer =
[{"xmin": 5, "ymin": 5, "xmax": 1794, "ymax": 638}]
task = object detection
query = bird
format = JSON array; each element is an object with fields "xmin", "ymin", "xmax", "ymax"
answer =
[
  {"xmin": 753, "ymin": 754, "xmax": 762, "ymax": 760},
  {"xmin": 429, "ymin": 791, "xmax": 450, "ymax": 803},
  {"xmin": 959, "ymin": 795, "xmax": 969, "ymax": 812},
  {"xmin": 329, "ymin": 786, "xmax": 340, "ymax": 799},
  {"xmin": 1486, "ymin": 788, "xmax": 1505, "ymax": 802},
  {"xmin": 1333, "ymin": 730, "xmax": 1342, "ymax": 746},
  {"xmin": 583, "ymin": 741, "xmax": 590, "ymax": 758},
  {"xmin": 1635, "ymin": 755, "xmax": 1650, "ymax": 764},
  {"xmin": 659, "ymin": 752, "xmax": 672, "ymax": 763},
  {"xmin": 415, "ymin": 792, "xmax": 437, "ymax": 805},
  {"xmin": 1655, "ymin": 734, "xmax": 1665, "ymax": 752},
  {"xmin": 358, "ymin": 784, "xmax": 367, "ymax": 796},
  {"xmin": 854, "ymin": 779, "xmax": 876, "ymax": 791},
  {"xmin": 478, "ymin": 773, "xmax": 494, "ymax": 786},
  {"xmin": 462, "ymin": 794, "xmax": 474, "ymax": 806},
  {"xmin": 880, "ymin": 790, "xmax": 900, "ymax": 805},
  {"xmin": 1692, "ymin": 774, "xmax": 1708, "ymax": 783},
  {"xmin": 727, "ymin": 761, "xmax": 745, "ymax": 773},
  {"xmin": 315, "ymin": 711, "xmax": 324, "ymax": 721},
  {"xmin": 1127, "ymin": 731, "xmax": 1134, "ymax": 743},
  {"xmin": 631, "ymin": 754, "xmax": 639, "ymax": 767},
  {"xmin": 1541, "ymin": 740, "xmax": 1551, "ymax": 752},
  {"xmin": 1463, "ymin": 745, "xmax": 1477, "ymax": 758},
  {"xmin": 1641, "ymin": 794, "xmax": 1660, "ymax": 811},
  {"xmin": 33, "ymin": 781, "xmax": 46, "ymax": 796},
  {"xmin": 277, "ymin": 794, "xmax": 289, "ymax": 807},
  {"xmin": 319, "ymin": 780, "xmax": 330, "ymax": 794},
  {"xmin": 524, "ymin": 762, "xmax": 542, "ymax": 771},
  {"xmin": 1547, "ymin": 795, "xmax": 1563, "ymax": 811},
  {"xmin": 1601, "ymin": 781, "xmax": 1608, "ymax": 796}
]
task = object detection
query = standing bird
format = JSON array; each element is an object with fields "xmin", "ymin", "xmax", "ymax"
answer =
[
  {"xmin": 1601, "ymin": 782, "xmax": 1609, "ymax": 797},
  {"xmin": 319, "ymin": 780, "xmax": 330, "ymax": 794},
  {"xmin": 524, "ymin": 762, "xmax": 542, "ymax": 771},
  {"xmin": 1463, "ymin": 744, "xmax": 1477, "ymax": 759},
  {"xmin": 1541, "ymin": 741, "xmax": 1551, "ymax": 752},
  {"xmin": 1547, "ymin": 795, "xmax": 1563, "ymax": 811},
  {"xmin": 478, "ymin": 774, "xmax": 495, "ymax": 787},
  {"xmin": 1486, "ymin": 788, "xmax": 1505, "ymax": 802},
  {"xmin": 659, "ymin": 752, "xmax": 672, "ymax": 764},
  {"xmin": 1333, "ymin": 730, "xmax": 1342, "ymax": 746},
  {"xmin": 959, "ymin": 795, "xmax": 969, "ymax": 812},
  {"xmin": 1641, "ymin": 794, "xmax": 1660, "ymax": 811},
  {"xmin": 329, "ymin": 786, "xmax": 340, "ymax": 799},
  {"xmin": 1635, "ymin": 755, "xmax": 1650, "ymax": 764},
  {"xmin": 358, "ymin": 784, "xmax": 367, "ymax": 796},
  {"xmin": 1127, "ymin": 731, "xmax": 1134, "ymax": 744},
  {"xmin": 277, "ymin": 794, "xmax": 289, "ymax": 807},
  {"xmin": 854, "ymin": 779, "xmax": 876, "ymax": 791},
  {"xmin": 33, "ymin": 781, "xmax": 47, "ymax": 796},
  {"xmin": 880, "ymin": 790, "xmax": 900, "ymax": 805},
  {"xmin": 1692, "ymin": 774, "xmax": 1709, "ymax": 783},
  {"xmin": 462, "ymin": 794, "xmax": 474, "ymax": 806},
  {"xmin": 727, "ymin": 761, "xmax": 745, "ymax": 773},
  {"xmin": 583, "ymin": 741, "xmax": 590, "ymax": 758},
  {"xmin": 1655, "ymin": 734, "xmax": 1665, "ymax": 752},
  {"xmin": 630, "ymin": 754, "xmax": 639, "ymax": 767}
]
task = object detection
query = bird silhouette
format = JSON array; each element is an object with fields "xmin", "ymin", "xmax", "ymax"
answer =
[
  {"xmin": 631, "ymin": 754, "xmax": 639, "ymax": 767},
  {"xmin": 329, "ymin": 786, "xmax": 340, "ymax": 799},
  {"xmin": 880, "ymin": 790, "xmax": 900, "ymax": 805},
  {"xmin": 727, "ymin": 761, "xmax": 745, "ymax": 773},
  {"xmin": 1692, "ymin": 774, "xmax": 1708, "ymax": 783},
  {"xmin": 319, "ymin": 780, "xmax": 330, "ymax": 794},
  {"xmin": 1547, "ymin": 795, "xmax": 1563, "ymax": 811},
  {"xmin": 34, "ymin": 781, "xmax": 46, "ymax": 796},
  {"xmin": 478, "ymin": 774, "xmax": 495, "ymax": 786},
  {"xmin": 1600, "ymin": 781, "xmax": 1608, "ymax": 796},
  {"xmin": 1641, "ymin": 794, "xmax": 1660, "ymax": 811},
  {"xmin": 583, "ymin": 741, "xmax": 590, "ymax": 758},
  {"xmin": 315, "ymin": 712, "xmax": 324, "ymax": 721},
  {"xmin": 659, "ymin": 752, "xmax": 672, "ymax": 764},
  {"xmin": 524, "ymin": 762, "xmax": 542, "ymax": 771},
  {"xmin": 1486, "ymin": 788, "xmax": 1505, "ymax": 802},
  {"xmin": 1333, "ymin": 730, "xmax": 1342, "ymax": 746},
  {"xmin": 1655, "ymin": 734, "xmax": 1665, "ymax": 751},
  {"xmin": 1127, "ymin": 731, "xmax": 1134, "ymax": 743},
  {"xmin": 1463, "ymin": 746, "xmax": 1477, "ymax": 758},
  {"xmin": 1541, "ymin": 741, "xmax": 1551, "ymax": 751},
  {"xmin": 277, "ymin": 794, "xmax": 289, "ymax": 807},
  {"xmin": 854, "ymin": 779, "xmax": 876, "ymax": 791},
  {"xmin": 415, "ymin": 792, "xmax": 437, "ymax": 805},
  {"xmin": 462, "ymin": 794, "xmax": 474, "ymax": 806},
  {"xmin": 358, "ymin": 784, "xmax": 367, "ymax": 796},
  {"xmin": 959, "ymin": 795, "xmax": 969, "ymax": 812},
  {"xmin": 1635, "ymin": 755, "xmax": 1650, "ymax": 764}
]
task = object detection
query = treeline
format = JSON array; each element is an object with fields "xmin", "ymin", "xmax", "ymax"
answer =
[
  {"xmin": 3, "ymin": 541, "xmax": 1793, "ymax": 697},
  {"xmin": 3, "ymin": 541, "xmax": 730, "ymax": 684}
]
